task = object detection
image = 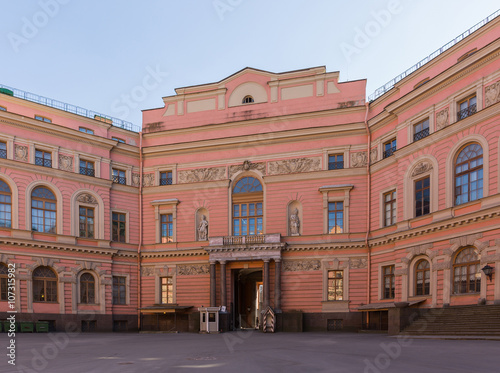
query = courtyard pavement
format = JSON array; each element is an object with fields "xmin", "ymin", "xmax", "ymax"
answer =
[{"xmin": 2, "ymin": 331, "xmax": 500, "ymax": 373}]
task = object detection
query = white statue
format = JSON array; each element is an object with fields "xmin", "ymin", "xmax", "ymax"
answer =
[
  {"xmin": 198, "ymin": 215, "xmax": 209, "ymax": 241},
  {"xmin": 290, "ymin": 208, "xmax": 300, "ymax": 236}
]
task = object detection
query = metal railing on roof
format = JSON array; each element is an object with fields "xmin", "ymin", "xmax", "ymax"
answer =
[
  {"xmin": 0, "ymin": 83, "xmax": 140, "ymax": 132},
  {"xmin": 368, "ymin": 9, "xmax": 500, "ymax": 102}
]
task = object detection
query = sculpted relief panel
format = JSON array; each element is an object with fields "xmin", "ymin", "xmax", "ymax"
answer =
[
  {"xmin": 436, "ymin": 107, "xmax": 449, "ymax": 130},
  {"xmin": 268, "ymin": 157, "xmax": 321, "ymax": 175},
  {"xmin": 485, "ymin": 81, "xmax": 500, "ymax": 107},
  {"xmin": 351, "ymin": 152, "xmax": 368, "ymax": 168},
  {"xmin": 14, "ymin": 145, "xmax": 28, "ymax": 162},
  {"xmin": 412, "ymin": 161, "xmax": 433, "ymax": 177},
  {"xmin": 229, "ymin": 160, "xmax": 266, "ymax": 178},
  {"xmin": 177, "ymin": 264, "xmax": 210, "ymax": 275},
  {"xmin": 178, "ymin": 167, "xmax": 226, "ymax": 183},
  {"xmin": 59, "ymin": 155, "xmax": 73, "ymax": 171},
  {"xmin": 283, "ymin": 260, "xmax": 321, "ymax": 272}
]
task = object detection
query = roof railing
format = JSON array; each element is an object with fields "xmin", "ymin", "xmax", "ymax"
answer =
[
  {"xmin": 368, "ymin": 9, "xmax": 500, "ymax": 102},
  {"xmin": 0, "ymin": 83, "xmax": 140, "ymax": 132}
]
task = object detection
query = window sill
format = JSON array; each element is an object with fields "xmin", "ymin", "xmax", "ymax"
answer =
[
  {"xmin": 451, "ymin": 292, "xmax": 480, "ymax": 297},
  {"xmin": 32, "ymin": 301, "xmax": 59, "ymax": 304},
  {"xmin": 321, "ymin": 300, "xmax": 349, "ymax": 312}
]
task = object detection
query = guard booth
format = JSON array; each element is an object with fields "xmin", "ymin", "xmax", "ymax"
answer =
[{"xmin": 198, "ymin": 306, "xmax": 220, "ymax": 333}]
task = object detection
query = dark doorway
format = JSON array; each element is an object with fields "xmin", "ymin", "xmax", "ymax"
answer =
[{"xmin": 232, "ymin": 268, "xmax": 263, "ymax": 329}]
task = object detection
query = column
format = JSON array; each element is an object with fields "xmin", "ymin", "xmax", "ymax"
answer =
[
  {"xmin": 220, "ymin": 261, "xmax": 227, "ymax": 308},
  {"xmin": 263, "ymin": 259, "xmax": 270, "ymax": 309},
  {"xmin": 274, "ymin": 259, "xmax": 282, "ymax": 313},
  {"xmin": 210, "ymin": 262, "xmax": 216, "ymax": 307}
]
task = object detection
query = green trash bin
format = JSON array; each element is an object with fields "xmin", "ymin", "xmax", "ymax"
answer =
[
  {"xmin": 36, "ymin": 321, "xmax": 49, "ymax": 333},
  {"xmin": 0, "ymin": 322, "xmax": 3, "ymax": 333},
  {"xmin": 3, "ymin": 320, "xmax": 16, "ymax": 333},
  {"xmin": 20, "ymin": 322, "xmax": 34, "ymax": 333}
]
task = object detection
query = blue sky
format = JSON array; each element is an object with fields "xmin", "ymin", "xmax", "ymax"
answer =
[{"xmin": 1, "ymin": 1, "xmax": 499, "ymax": 127}]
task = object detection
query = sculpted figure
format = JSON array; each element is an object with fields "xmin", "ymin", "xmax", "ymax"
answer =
[
  {"xmin": 198, "ymin": 215, "xmax": 209, "ymax": 241},
  {"xmin": 290, "ymin": 208, "xmax": 300, "ymax": 236}
]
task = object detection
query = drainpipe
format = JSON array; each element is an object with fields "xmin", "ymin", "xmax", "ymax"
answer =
[
  {"xmin": 137, "ymin": 131, "xmax": 143, "ymax": 331},
  {"xmin": 363, "ymin": 102, "xmax": 371, "ymax": 308}
]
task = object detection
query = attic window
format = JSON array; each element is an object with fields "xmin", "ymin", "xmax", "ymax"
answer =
[
  {"xmin": 413, "ymin": 78, "xmax": 430, "ymax": 89},
  {"xmin": 457, "ymin": 48, "xmax": 477, "ymax": 63},
  {"xmin": 242, "ymin": 95, "xmax": 254, "ymax": 104}
]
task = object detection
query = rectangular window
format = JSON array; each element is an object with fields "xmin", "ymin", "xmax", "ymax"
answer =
[
  {"xmin": 328, "ymin": 154, "xmax": 344, "ymax": 170},
  {"xmin": 79, "ymin": 127, "xmax": 94, "ymax": 135},
  {"xmin": 80, "ymin": 160, "xmax": 95, "ymax": 177},
  {"xmin": 457, "ymin": 96, "xmax": 477, "ymax": 121},
  {"xmin": 328, "ymin": 202, "xmax": 344, "ymax": 234},
  {"xmin": 79, "ymin": 207, "xmax": 94, "ymax": 238},
  {"xmin": 0, "ymin": 106, "xmax": 6, "ymax": 112},
  {"xmin": 413, "ymin": 119, "xmax": 430, "ymax": 142},
  {"xmin": 232, "ymin": 202, "xmax": 263, "ymax": 236},
  {"xmin": 382, "ymin": 265, "xmax": 395, "ymax": 299},
  {"xmin": 112, "ymin": 169, "xmax": 126, "ymax": 184},
  {"xmin": 160, "ymin": 171, "xmax": 173, "ymax": 185},
  {"xmin": 383, "ymin": 139, "xmax": 397, "ymax": 158},
  {"xmin": 35, "ymin": 150, "xmax": 52, "ymax": 168},
  {"xmin": 112, "ymin": 137, "xmax": 125, "ymax": 143},
  {"xmin": 415, "ymin": 177, "xmax": 430, "ymax": 217},
  {"xmin": 0, "ymin": 142, "xmax": 6, "ymax": 159},
  {"xmin": 160, "ymin": 214, "xmax": 173, "ymax": 243},
  {"xmin": 160, "ymin": 277, "xmax": 173, "ymax": 304},
  {"xmin": 383, "ymin": 190, "xmax": 397, "ymax": 226},
  {"xmin": 112, "ymin": 276, "xmax": 126, "ymax": 305},
  {"xmin": 0, "ymin": 274, "xmax": 7, "ymax": 301},
  {"xmin": 327, "ymin": 270, "xmax": 343, "ymax": 301},
  {"xmin": 35, "ymin": 115, "xmax": 52, "ymax": 123},
  {"xmin": 112, "ymin": 212, "xmax": 126, "ymax": 242}
]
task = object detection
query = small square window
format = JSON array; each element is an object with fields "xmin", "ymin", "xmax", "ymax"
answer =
[
  {"xmin": 35, "ymin": 150, "xmax": 52, "ymax": 168},
  {"xmin": 0, "ymin": 142, "xmax": 6, "ymax": 159},
  {"xmin": 79, "ymin": 127, "xmax": 94, "ymax": 135},
  {"xmin": 413, "ymin": 119, "xmax": 429, "ymax": 142},
  {"xmin": 328, "ymin": 154, "xmax": 344, "ymax": 170},
  {"xmin": 383, "ymin": 139, "xmax": 397, "ymax": 158},
  {"xmin": 457, "ymin": 96, "xmax": 477, "ymax": 121},
  {"xmin": 112, "ymin": 137, "xmax": 125, "ymax": 144},
  {"xmin": 35, "ymin": 115, "xmax": 52, "ymax": 123},
  {"xmin": 80, "ymin": 160, "xmax": 95, "ymax": 177},
  {"xmin": 112, "ymin": 169, "xmax": 126, "ymax": 184},
  {"xmin": 160, "ymin": 171, "xmax": 173, "ymax": 185},
  {"xmin": 0, "ymin": 106, "xmax": 6, "ymax": 112}
]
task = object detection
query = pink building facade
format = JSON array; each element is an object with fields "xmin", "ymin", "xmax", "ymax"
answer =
[{"xmin": 1, "ymin": 15, "xmax": 499, "ymax": 333}]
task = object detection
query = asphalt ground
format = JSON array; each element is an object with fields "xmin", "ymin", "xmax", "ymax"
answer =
[{"xmin": 2, "ymin": 331, "xmax": 500, "ymax": 373}]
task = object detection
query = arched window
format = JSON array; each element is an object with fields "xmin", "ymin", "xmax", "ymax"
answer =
[
  {"xmin": 455, "ymin": 143, "xmax": 483, "ymax": 205},
  {"xmin": 33, "ymin": 266, "xmax": 57, "ymax": 302},
  {"xmin": 0, "ymin": 263, "xmax": 8, "ymax": 301},
  {"xmin": 31, "ymin": 187, "xmax": 56, "ymax": 233},
  {"xmin": 0, "ymin": 180, "xmax": 12, "ymax": 228},
  {"xmin": 242, "ymin": 95, "xmax": 254, "ymax": 104},
  {"xmin": 415, "ymin": 259, "xmax": 430, "ymax": 296},
  {"xmin": 80, "ymin": 273, "xmax": 95, "ymax": 304},
  {"xmin": 232, "ymin": 177, "xmax": 263, "ymax": 236},
  {"xmin": 453, "ymin": 247, "xmax": 480, "ymax": 294}
]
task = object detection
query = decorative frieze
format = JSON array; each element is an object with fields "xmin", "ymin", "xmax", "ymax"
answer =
[
  {"xmin": 76, "ymin": 193, "xmax": 98, "ymax": 205},
  {"xmin": 14, "ymin": 145, "xmax": 28, "ymax": 162},
  {"xmin": 268, "ymin": 157, "xmax": 321, "ymax": 175},
  {"xmin": 177, "ymin": 264, "xmax": 210, "ymax": 275},
  {"xmin": 141, "ymin": 267, "xmax": 155, "ymax": 276},
  {"xmin": 349, "ymin": 258, "xmax": 367, "ymax": 269},
  {"xmin": 436, "ymin": 107, "xmax": 449, "ymax": 130},
  {"xmin": 282, "ymin": 259, "xmax": 321, "ymax": 272},
  {"xmin": 370, "ymin": 149, "xmax": 378, "ymax": 163},
  {"xmin": 351, "ymin": 152, "xmax": 368, "ymax": 168},
  {"xmin": 132, "ymin": 173, "xmax": 141, "ymax": 187},
  {"xmin": 412, "ymin": 161, "xmax": 433, "ymax": 176},
  {"xmin": 229, "ymin": 160, "xmax": 266, "ymax": 178},
  {"xmin": 178, "ymin": 167, "xmax": 226, "ymax": 183},
  {"xmin": 58, "ymin": 155, "xmax": 73, "ymax": 171},
  {"xmin": 485, "ymin": 81, "xmax": 500, "ymax": 107},
  {"xmin": 142, "ymin": 173, "xmax": 155, "ymax": 187}
]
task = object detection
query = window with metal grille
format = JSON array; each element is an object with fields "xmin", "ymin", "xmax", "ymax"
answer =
[
  {"xmin": 413, "ymin": 119, "xmax": 429, "ymax": 142},
  {"xmin": 112, "ymin": 169, "xmax": 126, "ymax": 184},
  {"xmin": 35, "ymin": 150, "xmax": 52, "ymax": 168},
  {"xmin": 112, "ymin": 276, "xmax": 126, "ymax": 305},
  {"xmin": 0, "ymin": 142, "xmax": 6, "ymax": 159},
  {"xmin": 457, "ymin": 96, "xmax": 477, "ymax": 121},
  {"xmin": 383, "ymin": 139, "xmax": 397, "ymax": 158},
  {"xmin": 242, "ymin": 95, "xmax": 254, "ymax": 104},
  {"xmin": 328, "ymin": 154, "xmax": 344, "ymax": 170},
  {"xmin": 33, "ymin": 266, "xmax": 57, "ymax": 302},
  {"xmin": 80, "ymin": 160, "xmax": 95, "ymax": 177},
  {"xmin": 112, "ymin": 212, "xmax": 126, "ymax": 242},
  {"xmin": 160, "ymin": 171, "xmax": 173, "ymax": 185}
]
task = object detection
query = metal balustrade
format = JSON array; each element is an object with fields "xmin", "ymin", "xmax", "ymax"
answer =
[
  {"xmin": 383, "ymin": 146, "xmax": 397, "ymax": 158},
  {"xmin": 328, "ymin": 161, "xmax": 344, "ymax": 170},
  {"xmin": 457, "ymin": 103, "xmax": 477, "ymax": 121},
  {"xmin": 80, "ymin": 167, "xmax": 95, "ymax": 177},
  {"xmin": 113, "ymin": 176, "xmax": 127, "ymax": 185},
  {"xmin": 35, "ymin": 157, "xmax": 52, "ymax": 168},
  {"xmin": 413, "ymin": 128, "xmax": 430, "ymax": 142},
  {"xmin": 159, "ymin": 178, "xmax": 173, "ymax": 186}
]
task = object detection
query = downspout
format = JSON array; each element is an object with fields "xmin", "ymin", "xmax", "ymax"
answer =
[
  {"xmin": 363, "ymin": 102, "xmax": 371, "ymax": 307},
  {"xmin": 137, "ymin": 131, "xmax": 143, "ymax": 331}
]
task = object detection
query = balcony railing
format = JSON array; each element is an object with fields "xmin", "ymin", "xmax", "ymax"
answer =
[
  {"xmin": 457, "ymin": 103, "xmax": 477, "ymax": 121},
  {"xmin": 328, "ymin": 161, "xmax": 344, "ymax": 170},
  {"xmin": 210, "ymin": 233, "xmax": 281, "ymax": 247},
  {"xmin": 160, "ymin": 178, "xmax": 173, "ymax": 186},
  {"xmin": 413, "ymin": 128, "xmax": 430, "ymax": 142},
  {"xmin": 35, "ymin": 157, "xmax": 52, "ymax": 168},
  {"xmin": 0, "ymin": 148, "xmax": 6, "ymax": 159},
  {"xmin": 80, "ymin": 167, "xmax": 95, "ymax": 177},
  {"xmin": 113, "ymin": 176, "xmax": 127, "ymax": 185},
  {"xmin": 383, "ymin": 146, "xmax": 397, "ymax": 158}
]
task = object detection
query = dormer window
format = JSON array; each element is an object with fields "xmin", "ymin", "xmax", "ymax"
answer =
[{"xmin": 242, "ymin": 95, "xmax": 254, "ymax": 104}]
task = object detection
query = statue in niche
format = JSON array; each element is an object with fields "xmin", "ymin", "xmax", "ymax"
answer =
[
  {"xmin": 198, "ymin": 215, "xmax": 209, "ymax": 241},
  {"xmin": 290, "ymin": 208, "xmax": 300, "ymax": 236}
]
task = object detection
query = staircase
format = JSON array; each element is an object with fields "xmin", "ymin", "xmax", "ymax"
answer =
[{"xmin": 403, "ymin": 305, "xmax": 500, "ymax": 336}]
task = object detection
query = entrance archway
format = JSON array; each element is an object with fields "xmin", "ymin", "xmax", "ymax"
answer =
[{"xmin": 232, "ymin": 268, "xmax": 262, "ymax": 329}]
